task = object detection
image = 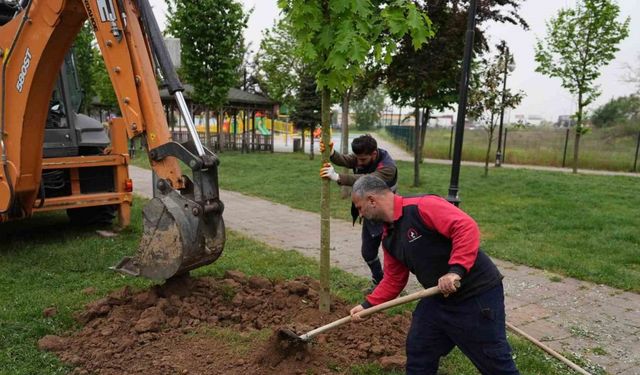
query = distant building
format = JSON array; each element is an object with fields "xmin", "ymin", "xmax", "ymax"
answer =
[
  {"xmin": 526, "ymin": 115, "xmax": 544, "ymax": 126},
  {"xmin": 378, "ymin": 113, "xmax": 416, "ymax": 127},
  {"xmin": 556, "ymin": 115, "xmax": 575, "ymax": 128},
  {"xmin": 514, "ymin": 114, "xmax": 545, "ymax": 127},
  {"xmin": 428, "ymin": 115, "xmax": 455, "ymax": 128}
]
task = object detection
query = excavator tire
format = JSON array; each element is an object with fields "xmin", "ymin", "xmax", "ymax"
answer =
[{"xmin": 67, "ymin": 205, "xmax": 117, "ymax": 226}]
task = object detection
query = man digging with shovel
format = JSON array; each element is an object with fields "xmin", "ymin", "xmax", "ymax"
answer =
[{"xmin": 348, "ymin": 175, "xmax": 520, "ymax": 375}]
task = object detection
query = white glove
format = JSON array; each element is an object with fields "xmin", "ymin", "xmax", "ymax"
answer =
[{"xmin": 320, "ymin": 163, "xmax": 339, "ymax": 182}]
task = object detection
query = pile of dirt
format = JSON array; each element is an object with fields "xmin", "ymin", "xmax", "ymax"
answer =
[{"xmin": 39, "ymin": 271, "xmax": 411, "ymax": 374}]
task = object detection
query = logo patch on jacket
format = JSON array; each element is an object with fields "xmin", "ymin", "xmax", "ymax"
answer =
[{"xmin": 407, "ymin": 228, "xmax": 422, "ymax": 243}]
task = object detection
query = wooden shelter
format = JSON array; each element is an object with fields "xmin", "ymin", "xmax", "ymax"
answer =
[{"xmin": 159, "ymin": 85, "xmax": 278, "ymax": 152}]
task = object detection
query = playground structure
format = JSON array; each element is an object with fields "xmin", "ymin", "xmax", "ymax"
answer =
[
  {"xmin": 193, "ymin": 111, "xmax": 294, "ymax": 138},
  {"xmin": 159, "ymin": 86, "xmax": 295, "ymax": 152}
]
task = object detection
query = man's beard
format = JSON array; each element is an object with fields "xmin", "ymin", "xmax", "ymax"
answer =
[{"xmin": 365, "ymin": 212, "xmax": 385, "ymax": 224}]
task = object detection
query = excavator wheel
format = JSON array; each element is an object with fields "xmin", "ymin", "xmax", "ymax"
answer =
[{"xmin": 67, "ymin": 205, "xmax": 117, "ymax": 226}]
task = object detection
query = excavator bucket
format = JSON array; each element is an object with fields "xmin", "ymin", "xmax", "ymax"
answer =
[{"xmin": 113, "ymin": 185, "xmax": 225, "ymax": 280}]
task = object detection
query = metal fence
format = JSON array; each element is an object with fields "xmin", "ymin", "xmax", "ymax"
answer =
[
  {"xmin": 384, "ymin": 125, "xmax": 640, "ymax": 172},
  {"xmin": 170, "ymin": 129, "xmax": 272, "ymax": 152}
]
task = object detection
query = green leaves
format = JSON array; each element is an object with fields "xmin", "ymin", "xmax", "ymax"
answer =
[
  {"xmin": 279, "ymin": 0, "xmax": 432, "ymax": 92},
  {"xmin": 535, "ymin": 0, "xmax": 630, "ymax": 126},
  {"xmin": 408, "ymin": 11, "xmax": 432, "ymax": 50},
  {"xmin": 591, "ymin": 95, "xmax": 640, "ymax": 128},
  {"xmin": 535, "ymin": 0, "xmax": 630, "ymax": 172},
  {"xmin": 165, "ymin": 0, "xmax": 248, "ymax": 109},
  {"xmin": 352, "ymin": 87, "xmax": 387, "ymax": 130},
  {"xmin": 73, "ymin": 23, "xmax": 98, "ymax": 113},
  {"xmin": 385, "ymin": 0, "xmax": 529, "ymax": 113},
  {"xmin": 381, "ymin": 7, "xmax": 407, "ymax": 36},
  {"xmin": 468, "ymin": 53, "xmax": 524, "ymax": 130},
  {"xmin": 290, "ymin": 66, "xmax": 321, "ymax": 131},
  {"xmin": 254, "ymin": 18, "xmax": 302, "ymax": 110}
]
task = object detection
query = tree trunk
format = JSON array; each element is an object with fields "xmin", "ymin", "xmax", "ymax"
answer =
[
  {"xmin": 310, "ymin": 130, "xmax": 315, "ymax": 160},
  {"xmin": 573, "ymin": 102, "xmax": 583, "ymax": 174},
  {"xmin": 205, "ymin": 109, "xmax": 211, "ymax": 149},
  {"xmin": 573, "ymin": 128, "xmax": 581, "ymax": 174},
  {"xmin": 419, "ymin": 107, "xmax": 430, "ymax": 163},
  {"xmin": 340, "ymin": 89, "xmax": 352, "ymax": 198},
  {"xmin": 251, "ymin": 111, "xmax": 256, "ymax": 152},
  {"xmin": 484, "ymin": 132, "xmax": 492, "ymax": 176},
  {"xmin": 413, "ymin": 104, "xmax": 421, "ymax": 187},
  {"xmin": 217, "ymin": 109, "xmax": 222, "ymax": 152},
  {"xmin": 300, "ymin": 127, "xmax": 305, "ymax": 153},
  {"xmin": 241, "ymin": 110, "xmax": 246, "ymax": 154},
  {"xmin": 319, "ymin": 88, "xmax": 332, "ymax": 313},
  {"xmin": 233, "ymin": 113, "xmax": 237, "ymax": 150},
  {"xmin": 484, "ymin": 113, "xmax": 496, "ymax": 177}
]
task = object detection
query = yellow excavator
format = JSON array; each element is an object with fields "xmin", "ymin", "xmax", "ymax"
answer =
[{"xmin": 0, "ymin": 0, "xmax": 225, "ymax": 280}]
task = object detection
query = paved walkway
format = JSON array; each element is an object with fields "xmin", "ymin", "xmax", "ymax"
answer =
[{"xmin": 129, "ymin": 154, "xmax": 639, "ymax": 374}]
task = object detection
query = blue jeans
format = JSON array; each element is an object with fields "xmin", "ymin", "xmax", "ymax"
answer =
[{"xmin": 406, "ymin": 283, "xmax": 519, "ymax": 375}]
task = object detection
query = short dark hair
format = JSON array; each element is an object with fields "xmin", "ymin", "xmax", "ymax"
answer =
[{"xmin": 351, "ymin": 134, "xmax": 377, "ymax": 155}]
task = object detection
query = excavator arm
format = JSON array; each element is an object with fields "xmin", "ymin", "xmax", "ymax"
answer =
[{"xmin": 0, "ymin": 0, "xmax": 225, "ymax": 280}]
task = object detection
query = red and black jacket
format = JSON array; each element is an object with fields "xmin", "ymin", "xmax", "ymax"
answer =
[{"xmin": 363, "ymin": 194, "xmax": 503, "ymax": 307}]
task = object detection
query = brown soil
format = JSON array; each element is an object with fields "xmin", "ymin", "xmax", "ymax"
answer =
[{"xmin": 39, "ymin": 271, "xmax": 411, "ymax": 375}]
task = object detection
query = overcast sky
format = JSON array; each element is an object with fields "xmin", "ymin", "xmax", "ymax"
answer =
[{"xmin": 150, "ymin": 0, "xmax": 638, "ymax": 121}]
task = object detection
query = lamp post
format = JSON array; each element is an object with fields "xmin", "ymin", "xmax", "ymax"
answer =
[
  {"xmin": 495, "ymin": 41, "xmax": 515, "ymax": 167},
  {"xmin": 447, "ymin": 0, "xmax": 478, "ymax": 206}
]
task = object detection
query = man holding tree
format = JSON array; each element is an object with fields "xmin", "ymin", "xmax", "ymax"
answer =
[{"xmin": 320, "ymin": 134, "xmax": 397, "ymax": 292}]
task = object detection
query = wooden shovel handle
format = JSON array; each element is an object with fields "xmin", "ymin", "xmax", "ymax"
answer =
[
  {"xmin": 300, "ymin": 282, "xmax": 458, "ymax": 341},
  {"xmin": 357, "ymin": 284, "xmax": 447, "ymax": 318}
]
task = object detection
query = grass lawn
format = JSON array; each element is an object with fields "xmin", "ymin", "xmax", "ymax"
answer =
[
  {"xmin": 145, "ymin": 150, "xmax": 639, "ymax": 292},
  {"xmin": 385, "ymin": 126, "xmax": 640, "ymax": 172},
  {"xmin": 0, "ymin": 199, "xmax": 582, "ymax": 374}
]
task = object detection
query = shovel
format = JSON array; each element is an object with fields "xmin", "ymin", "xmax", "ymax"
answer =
[{"xmin": 279, "ymin": 281, "xmax": 459, "ymax": 344}]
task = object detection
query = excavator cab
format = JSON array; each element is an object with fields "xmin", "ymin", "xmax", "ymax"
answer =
[{"xmin": 0, "ymin": 0, "xmax": 226, "ymax": 280}]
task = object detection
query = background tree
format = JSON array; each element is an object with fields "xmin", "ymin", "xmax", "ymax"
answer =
[
  {"xmin": 468, "ymin": 55, "xmax": 524, "ymax": 177},
  {"xmin": 385, "ymin": 0, "xmax": 528, "ymax": 187},
  {"xmin": 290, "ymin": 67, "xmax": 321, "ymax": 159},
  {"xmin": 72, "ymin": 22, "xmax": 118, "ymax": 113},
  {"xmin": 279, "ymin": 0, "xmax": 432, "ymax": 312},
  {"xmin": 591, "ymin": 95, "xmax": 640, "ymax": 129},
  {"xmin": 92, "ymin": 57, "xmax": 118, "ymax": 112},
  {"xmin": 237, "ymin": 41, "xmax": 258, "ymax": 92},
  {"xmin": 535, "ymin": 0, "xmax": 629, "ymax": 173},
  {"xmin": 337, "ymin": 66, "xmax": 382, "ymax": 198},
  {"xmin": 254, "ymin": 18, "xmax": 301, "ymax": 113},
  {"xmin": 352, "ymin": 87, "xmax": 386, "ymax": 131},
  {"xmin": 73, "ymin": 23, "xmax": 98, "ymax": 113},
  {"xmin": 623, "ymin": 53, "xmax": 640, "ymax": 93},
  {"xmin": 166, "ymin": 0, "xmax": 248, "ymax": 149}
]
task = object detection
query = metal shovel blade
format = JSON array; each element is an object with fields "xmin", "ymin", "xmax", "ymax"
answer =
[
  {"xmin": 113, "ymin": 190, "xmax": 225, "ymax": 280},
  {"xmin": 277, "ymin": 328, "xmax": 306, "ymax": 344}
]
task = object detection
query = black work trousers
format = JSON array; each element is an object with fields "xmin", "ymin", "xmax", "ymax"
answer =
[
  {"xmin": 361, "ymin": 218, "xmax": 384, "ymax": 284},
  {"xmin": 406, "ymin": 282, "xmax": 519, "ymax": 375}
]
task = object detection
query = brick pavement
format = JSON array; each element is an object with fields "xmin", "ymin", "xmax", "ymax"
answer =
[{"xmin": 129, "ymin": 161, "xmax": 639, "ymax": 374}]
